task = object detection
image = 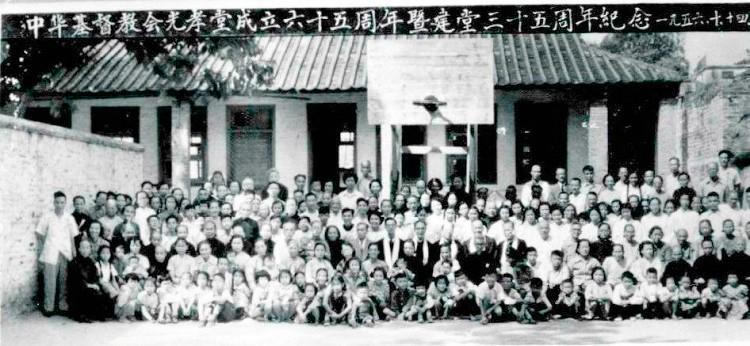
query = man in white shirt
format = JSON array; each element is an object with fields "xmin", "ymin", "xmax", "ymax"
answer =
[
  {"xmin": 527, "ymin": 220, "xmax": 561, "ymax": 267},
  {"xmin": 699, "ymin": 162, "xmax": 729, "ymax": 202},
  {"xmin": 36, "ymin": 191, "xmax": 79, "ymax": 316},
  {"xmin": 133, "ymin": 191, "xmax": 156, "ymax": 246},
  {"xmin": 232, "ymin": 177, "xmax": 256, "ymax": 212},
  {"xmin": 337, "ymin": 172, "xmax": 364, "ymax": 211},
  {"xmin": 669, "ymin": 192, "xmax": 700, "ymax": 243},
  {"xmin": 520, "ymin": 165, "xmax": 550, "ymax": 206},
  {"xmin": 358, "ymin": 161, "xmax": 374, "ymax": 196},
  {"xmin": 640, "ymin": 197, "xmax": 670, "ymax": 243},
  {"xmin": 614, "ymin": 166, "xmax": 629, "ymax": 198},
  {"xmin": 641, "ymin": 170, "xmax": 657, "ymax": 199},
  {"xmin": 701, "ymin": 192, "xmax": 726, "ymax": 232},
  {"xmin": 568, "ymin": 178, "xmax": 587, "ymax": 214},
  {"xmin": 663, "ymin": 157, "xmax": 682, "ymax": 197},
  {"xmin": 580, "ymin": 165, "xmax": 602, "ymax": 196},
  {"xmin": 718, "ymin": 150, "xmax": 741, "ymax": 195},
  {"xmin": 548, "ymin": 168, "xmax": 568, "ymax": 206},
  {"xmin": 98, "ymin": 199, "xmax": 123, "ymax": 237},
  {"xmin": 719, "ymin": 190, "xmax": 744, "ymax": 230}
]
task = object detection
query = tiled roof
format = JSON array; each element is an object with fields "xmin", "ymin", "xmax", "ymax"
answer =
[{"xmin": 39, "ymin": 34, "xmax": 684, "ymax": 94}]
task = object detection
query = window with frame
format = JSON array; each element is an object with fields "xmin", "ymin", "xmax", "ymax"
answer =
[
  {"xmin": 25, "ymin": 106, "xmax": 72, "ymax": 128},
  {"xmin": 401, "ymin": 125, "xmax": 427, "ymax": 183},
  {"xmin": 445, "ymin": 125, "xmax": 468, "ymax": 181},
  {"xmin": 190, "ymin": 106, "xmax": 208, "ymax": 186},
  {"xmin": 91, "ymin": 107, "xmax": 139, "ymax": 142}
]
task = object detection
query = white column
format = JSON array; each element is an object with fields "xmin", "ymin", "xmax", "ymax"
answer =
[
  {"xmin": 206, "ymin": 101, "xmax": 228, "ymax": 178},
  {"xmin": 587, "ymin": 101, "xmax": 608, "ymax": 173},
  {"xmin": 171, "ymin": 103, "xmax": 191, "ymax": 198},
  {"xmin": 140, "ymin": 105, "xmax": 159, "ymax": 182}
]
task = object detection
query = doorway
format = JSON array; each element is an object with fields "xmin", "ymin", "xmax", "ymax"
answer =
[
  {"xmin": 307, "ymin": 104, "xmax": 357, "ymax": 189},
  {"xmin": 608, "ymin": 91, "xmax": 658, "ymax": 175},
  {"xmin": 227, "ymin": 105, "xmax": 274, "ymax": 187},
  {"xmin": 515, "ymin": 102, "xmax": 568, "ymax": 183}
]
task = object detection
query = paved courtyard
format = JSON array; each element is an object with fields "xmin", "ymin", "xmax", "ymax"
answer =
[{"xmin": 2, "ymin": 313, "xmax": 750, "ymax": 345}]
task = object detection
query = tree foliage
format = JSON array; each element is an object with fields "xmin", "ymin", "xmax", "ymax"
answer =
[
  {"xmin": 1, "ymin": 37, "xmax": 273, "ymax": 116},
  {"xmin": 599, "ymin": 33, "xmax": 689, "ymax": 76}
]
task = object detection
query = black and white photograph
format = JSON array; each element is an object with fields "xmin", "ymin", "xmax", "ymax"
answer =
[{"xmin": 1, "ymin": 0, "xmax": 750, "ymax": 344}]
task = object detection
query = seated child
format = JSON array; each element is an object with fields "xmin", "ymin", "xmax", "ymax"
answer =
[
  {"xmin": 390, "ymin": 273, "xmax": 413, "ymax": 319},
  {"xmin": 719, "ymin": 272, "xmax": 749, "ymax": 320},
  {"xmin": 295, "ymin": 283, "xmax": 321, "ymax": 324},
  {"xmin": 122, "ymin": 256, "xmax": 148, "ymax": 279},
  {"xmin": 176, "ymin": 272, "xmax": 198, "ymax": 320},
  {"xmin": 674, "ymin": 275, "xmax": 700, "ymax": 319},
  {"xmin": 96, "ymin": 246, "xmax": 121, "ymax": 300},
  {"xmin": 525, "ymin": 278, "xmax": 552, "ymax": 322},
  {"xmin": 584, "ymin": 267, "xmax": 612, "ymax": 320},
  {"xmin": 194, "ymin": 271, "xmax": 214, "ymax": 325},
  {"xmin": 231, "ymin": 270, "xmax": 251, "ymax": 319},
  {"xmin": 476, "ymin": 271, "xmax": 504, "ymax": 324},
  {"xmin": 700, "ymin": 278, "xmax": 722, "ymax": 318},
  {"xmin": 137, "ymin": 278, "xmax": 160, "ymax": 321},
  {"xmin": 249, "ymin": 270, "xmax": 273, "ymax": 320},
  {"xmin": 270, "ymin": 270, "xmax": 299, "ymax": 322},
  {"xmin": 639, "ymin": 268, "xmax": 665, "ymax": 319},
  {"xmin": 611, "ymin": 271, "xmax": 643, "ymax": 320},
  {"xmin": 115, "ymin": 273, "xmax": 141, "ymax": 322},
  {"xmin": 368, "ymin": 267, "xmax": 396, "ymax": 320},
  {"xmin": 659, "ymin": 277, "xmax": 679, "ymax": 319},
  {"xmin": 323, "ymin": 275, "xmax": 353, "ymax": 325},
  {"xmin": 156, "ymin": 277, "xmax": 180, "ymax": 323},
  {"xmin": 350, "ymin": 283, "xmax": 378, "ymax": 327},
  {"xmin": 451, "ymin": 270, "xmax": 480, "ymax": 319},
  {"xmin": 427, "ymin": 275, "xmax": 455, "ymax": 319},
  {"xmin": 497, "ymin": 273, "xmax": 532, "ymax": 324},
  {"xmin": 201, "ymin": 274, "xmax": 234, "ymax": 326},
  {"xmin": 552, "ymin": 280, "xmax": 583, "ymax": 320},
  {"xmin": 404, "ymin": 283, "xmax": 433, "ymax": 323}
]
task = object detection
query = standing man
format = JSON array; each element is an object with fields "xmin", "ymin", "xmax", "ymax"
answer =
[
  {"xmin": 700, "ymin": 162, "xmax": 729, "ymax": 202},
  {"xmin": 580, "ymin": 165, "xmax": 601, "ymax": 196},
  {"xmin": 548, "ymin": 168, "xmax": 567, "ymax": 207},
  {"xmin": 520, "ymin": 165, "xmax": 550, "ymax": 206},
  {"xmin": 358, "ymin": 161, "xmax": 374, "ymax": 196},
  {"xmin": 35, "ymin": 191, "xmax": 79, "ymax": 316},
  {"xmin": 718, "ymin": 150, "xmax": 742, "ymax": 195},
  {"xmin": 293, "ymin": 174, "xmax": 307, "ymax": 194},
  {"xmin": 663, "ymin": 157, "xmax": 682, "ymax": 197}
]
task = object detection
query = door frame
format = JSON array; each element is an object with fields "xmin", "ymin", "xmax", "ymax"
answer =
[{"xmin": 306, "ymin": 103, "xmax": 358, "ymax": 188}]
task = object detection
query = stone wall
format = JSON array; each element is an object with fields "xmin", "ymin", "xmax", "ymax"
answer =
[
  {"xmin": 0, "ymin": 115, "xmax": 144, "ymax": 317},
  {"xmin": 683, "ymin": 79, "xmax": 750, "ymax": 186}
]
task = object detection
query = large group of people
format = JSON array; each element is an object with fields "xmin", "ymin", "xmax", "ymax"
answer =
[{"xmin": 35, "ymin": 150, "xmax": 750, "ymax": 326}]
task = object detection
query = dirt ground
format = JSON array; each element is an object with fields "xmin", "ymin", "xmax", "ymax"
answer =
[{"xmin": 2, "ymin": 312, "xmax": 750, "ymax": 345}]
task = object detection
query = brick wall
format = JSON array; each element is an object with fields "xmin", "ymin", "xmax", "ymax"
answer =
[
  {"xmin": 685, "ymin": 94, "xmax": 727, "ymax": 179},
  {"xmin": 0, "ymin": 115, "xmax": 143, "ymax": 317},
  {"xmin": 656, "ymin": 99, "xmax": 682, "ymax": 176}
]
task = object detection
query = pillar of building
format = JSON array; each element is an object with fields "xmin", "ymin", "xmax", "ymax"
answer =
[
  {"xmin": 587, "ymin": 101, "xmax": 608, "ymax": 173},
  {"xmin": 380, "ymin": 125, "xmax": 401, "ymax": 199},
  {"xmin": 655, "ymin": 98, "xmax": 682, "ymax": 175},
  {"xmin": 171, "ymin": 103, "xmax": 191, "ymax": 199}
]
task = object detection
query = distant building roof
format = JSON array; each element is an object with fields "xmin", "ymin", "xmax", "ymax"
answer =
[{"xmin": 38, "ymin": 34, "xmax": 684, "ymax": 95}]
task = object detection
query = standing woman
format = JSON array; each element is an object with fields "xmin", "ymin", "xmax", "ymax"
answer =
[
  {"xmin": 598, "ymin": 175, "xmax": 620, "ymax": 206},
  {"xmin": 427, "ymin": 178, "xmax": 445, "ymax": 202},
  {"xmin": 627, "ymin": 240, "xmax": 663, "ymax": 284},
  {"xmin": 68, "ymin": 239, "xmax": 108, "ymax": 322},
  {"xmin": 622, "ymin": 172, "xmax": 643, "ymax": 204}
]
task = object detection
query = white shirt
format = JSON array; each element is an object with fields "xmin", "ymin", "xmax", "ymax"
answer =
[
  {"xmin": 520, "ymin": 180, "xmax": 550, "ymax": 206},
  {"xmin": 668, "ymin": 209, "xmax": 701, "ymax": 243},
  {"xmin": 612, "ymin": 218, "xmax": 643, "ymax": 243},
  {"xmin": 701, "ymin": 209, "xmax": 727, "ymax": 233},
  {"xmin": 35, "ymin": 212, "xmax": 79, "ymax": 265},
  {"xmin": 134, "ymin": 207, "xmax": 156, "ymax": 246},
  {"xmin": 527, "ymin": 234, "xmax": 561, "ymax": 266},
  {"xmin": 337, "ymin": 189, "xmax": 364, "ymax": 210},
  {"xmin": 580, "ymin": 223, "xmax": 599, "ymax": 242},
  {"xmin": 487, "ymin": 220, "xmax": 507, "ymax": 244},
  {"xmin": 232, "ymin": 192, "xmax": 255, "ymax": 212},
  {"xmin": 640, "ymin": 213, "xmax": 669, "ymax": 242},
  {"xmin": 570, "ymin": 192, "xmax": 586, "ymax": 214}
]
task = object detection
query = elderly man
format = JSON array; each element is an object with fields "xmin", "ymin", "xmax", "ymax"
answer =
[
  {"xmin": 548, "ymin": 168, "xmax": 567, "ymax": 207},
  {"xmin": 98, "ymin": 199, "xmax": 123, "ymax": 237},
  {"xmin": 520, "ymin": 165, "xmax": 550, "ymax": 206},
  {"xmin": 36, "ymin": 191, "xmax": 79, "ymax": 317},
  {"xmin": 358, "ymin": 161, "xmax": 374, "ymax": 196},
  {"xmin": 700, "ymin": 162, "xmax": 729, "ymax": 202}
]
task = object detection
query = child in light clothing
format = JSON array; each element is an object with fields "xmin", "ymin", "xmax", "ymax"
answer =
[
  {"xmin": 176, "ymin": 272, "xmax": 198, "ymax": 320},
  {"xmin": 137, "ymin": 278, "xmax": 160, "ymax": 321},
  {"xmin": 611, "ymin": 271, "xmax": 643, "ymax": 320},
  {"xmin": 552, "ymin": 280, "xmax": 582, "ymax": 320},
  {"xmin": 701, "ymin": 278, "xmax": 722, "ymax": 318},
  {"xmin": 231, "ymin": 270, "xmax": 251, "ymax": 319},
  {"xmin": 249, "ymin": 270, "xmax": 273, "ymax": 320},
  {"xmin": 584, "ymin": 267, "xmax": 612, "ymax": 320},
  {"xmin": 350, "ymin": 283, "xmax": 377, "ymax": 327},
  {"xmin": 115, "ymin": 273, "xmax": 141, "ymax": 322},
  {"xmin": 639, "ymin": 268, "xmax": 665, "ymax": 319},
  {"xmin": 156, "ymin": 277, "xmax": 180, "ymax": 323},
  {"xmin": 270, "ymin": 270, "xmax": 299, "ymax": 321},
  {"xmin": 675, "ymin": 275, "xmax": 701, "ymax": 319},
  {"xmin": 295, "ymin": 283, "xmax": 321, "ymax": 324},
  {"xmin": 720, "ymin": 272, "xmax": 749, "ymax": 320},
  {"xmin": 404, "ymin": 283, "xmax": 433, "ymax": 323}
]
